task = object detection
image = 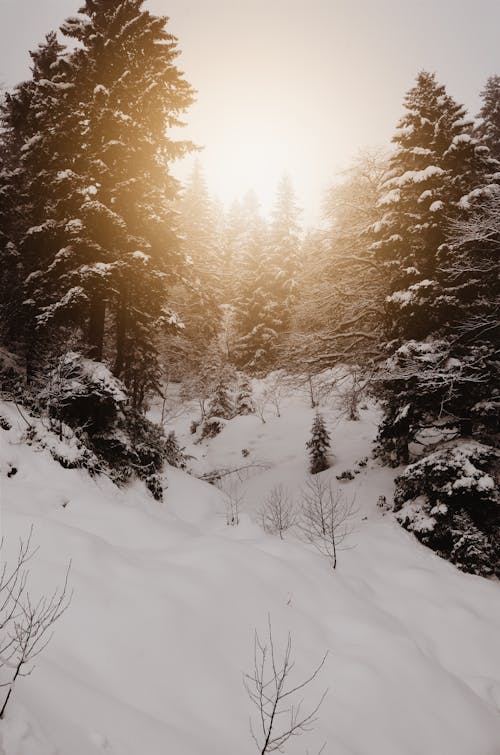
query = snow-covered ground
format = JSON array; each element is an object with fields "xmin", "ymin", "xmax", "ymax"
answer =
[{"xmin": 1, "ymin": 384, "xmax": 500, "ymax": 755}]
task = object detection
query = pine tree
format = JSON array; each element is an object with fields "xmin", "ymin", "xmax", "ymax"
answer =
[
  {"xmin": 0, "ymin": 32, "xmax": 76, "ymax": 374},
  {"xmin": 306, "ymin": 413, "xmax": 331, "ymax": 474},
  {"xmin": 235, "ymin": 374, "xmax": 255, "ymax": 415},
  {"xmin": 175, "ymin": 161, "xmax": 222, "ymax": 363},
  {"xmin": 371, "ymin": 71, "xmax": 499, "ymax": 462},
  {"xmin": 207, "ymin": 375, "xmax": 234, "ymax": 420},
  {"xmin": 269, "ymin": 174, "xmax": 302, "ymax": 340},
  {"xmin": 232, "ymin": 194, "xmax": 281, "ymax": 373},
  {"xmin": 477, "ymin": 75, "xmax": 500, "ymax": 162}
]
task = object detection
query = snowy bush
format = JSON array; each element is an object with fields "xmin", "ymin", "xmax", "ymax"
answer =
[
  {"xmin": 45, "ymin": 351, "xmax": 127, "ymax": 435},
  {"xmin": 393, "ymin": 443, "xmax": 499, "ymax": 576},
  {"xmin": 40, "ymin": 352, "xmax": 173, "ymax": 499},
  {"xmin": 200, "ymin": 418, "xmax": 226, "ymax": 440}
]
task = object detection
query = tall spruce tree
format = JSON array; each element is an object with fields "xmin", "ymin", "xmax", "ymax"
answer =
[
  {"xmin": 269, "ymin": 174, "xmax": 302, "ymax": 339},
  {"xmin": 4, "ymin": 2, "xmax": 195, "ymax": 408},
  {"xmin": 371, "ymin": 71, "xmax": 499, "ymax": 463},
  {"xmin": 477, "ymin": 75, "xmax": 500, "ymax": 162},
  {"xmin": 232, "ymin": 194, "xmax": 281, "ymax": 374},
  {"xmin": 0, "ymin": 32, "xmax": 76, "ymax": 374},
  {"xmin": 176, "ymin": 161, "xmax": 222, "ymax": 352}
]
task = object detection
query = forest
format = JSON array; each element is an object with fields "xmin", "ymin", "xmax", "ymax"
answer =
[{"xmin": 0, "ymin": 3, "xmax": 499, "ymax": 752}]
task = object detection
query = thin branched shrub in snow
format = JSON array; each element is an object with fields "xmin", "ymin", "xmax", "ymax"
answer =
[
  {"xmin": 0, "ymin": 528, "xmax": 71, "ymax": 719},
  {"xmin": 244, "ymin": 615, "xmax": 328, "ymax": 754},
  {"xmin": 393, "ymin": 443, "xmax": 499, "ymax": 576},
  {"xmin": 259, "ymin": 485, "xmax": 297, "ymax": 539},
  {"xmin": 299, "ymin": 476, "xmax": 356, "ymax": 570}
]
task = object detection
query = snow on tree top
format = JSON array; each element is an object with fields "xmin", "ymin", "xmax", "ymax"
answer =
[
  {"xmin": 387, "ymin": 166, "xmax": 445, "ymax": 188},
  {"xmin": 131, "ymin": 251, "xmax": 151, "ymax": 263},
  {"xmin": 378, "ymin": 188, "xmax": 401, "ymax": 206}
]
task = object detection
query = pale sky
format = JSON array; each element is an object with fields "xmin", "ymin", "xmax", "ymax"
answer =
[{"xmin": 1, "ymin": 0, "xmax": 500, "ymax": 222}]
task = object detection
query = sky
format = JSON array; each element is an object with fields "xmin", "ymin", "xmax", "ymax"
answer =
[{"xmin": 1, "ymin": 0, "xmax": 500, "ymax": 222}]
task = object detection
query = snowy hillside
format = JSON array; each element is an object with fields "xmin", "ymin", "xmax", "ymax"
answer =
[{"xmin": 1, "ymin": 386, "xmax": 500, "ymax": 755}]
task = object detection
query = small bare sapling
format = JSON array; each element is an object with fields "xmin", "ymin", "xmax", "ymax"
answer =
[
  {"xmin": 244, "ymin": 615, "xmax": 328, "ymax": 754},
  {"xmin": 259, "ymin": 485, "xmax": 297, "ymax": 539},
  {"xmin": 299, "ymin": 476, "xmax": 356, "ymax": 570},
  {"xmin": 0, "ymin": 528, "xmax": 71, "ymax": 718}
]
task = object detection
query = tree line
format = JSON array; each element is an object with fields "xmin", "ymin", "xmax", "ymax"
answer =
[{"xmin": 0, "ymin": 3, "xmax": 498, "ymax": 572}]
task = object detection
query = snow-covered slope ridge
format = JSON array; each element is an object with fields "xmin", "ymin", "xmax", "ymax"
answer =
[{"xmin": 1, "ymin": 390, "xmax": 500, "ymax": 755}]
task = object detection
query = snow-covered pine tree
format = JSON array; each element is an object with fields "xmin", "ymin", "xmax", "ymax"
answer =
[
  {"xmin": 269, "ymin": 174, "xmax": 302, "ymax": 342},
  {"xmin": 371, "ymin": 71, "xmax": 499, "ymax": 463},
  {"xmin": 476, "ymin": 75, "xmax": 500, "ymax": 162},
  {"xmin": 232, "ymin": 194, "xmax": 281, "ymax": 374},
  {"xmin": 207, "ymin": 375, "xmax": 234, "ymax": 420},
  {"xmin": 306, "ymin": 413, "xmax": 331, "ymax": 474},
  {"xmin": 173, "ymin": 161, "xmax": 222, "ymax": 370},
  {"xmin": 29, "ymin": 1, "xmax": 196, "ymax": 407},
  {"xmin": 235, "ymin": 374, "xmax": 255, "ymax": 415},
  {"xmin": 0, "ymin": 32, "xmax": 78, "ymax": 377}
]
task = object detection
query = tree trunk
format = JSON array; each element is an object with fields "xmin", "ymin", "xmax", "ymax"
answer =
[
  {"xmin": 88, "ymin": 295, "xmax": 106, "ymax": 361},
  {"xmin": 114, "ymin": 287, "xmax": 128, "ymax": 378}
]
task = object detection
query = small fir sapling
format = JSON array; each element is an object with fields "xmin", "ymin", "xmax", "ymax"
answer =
[
  {"xmin": 235, "ymin": 375, "xmax": 255, "ymax": 415},
  {"xmin": 207, "ymin": 376, "xmax": 234, "ymax": 420},
  {"xmin": 306, "ymin": 413, "xmax": 331, "ymax": 474}
]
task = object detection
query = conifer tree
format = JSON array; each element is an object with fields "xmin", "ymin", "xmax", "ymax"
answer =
[
  {"xmin": 371, "ymin": 71, "xmax": 499, "ymax": 462},
  {"xmin": 269, "ymin": 174, "xmax": 302, "ymax": 338},
  {"xmin": 207, "ymin": 376, "xmax": 234, "ymax": 420},
  {"xmin": 176, "ymin": 161, "xmax": 222, "ymax": 360},
  {"xmin": 235, "ymin": 374, "xmax": 255, "ymax": 415},
  {"xmin": 0, "ymin": 32, "xmax": 75, "ymax": 373},
  {"xmin": 1, "ymin": 2, "xmax": 193, "ymax": 408},
  {"xmin": 306, "ymin": 413, "xmax": 331, "ymax": 474},
  {"xmin": 477, "ymin": 75, "xmax": 500, "ymax": 162},
  {"xmin": 232, "ymin": 194, "xmax": 281, "ymax": 373}
]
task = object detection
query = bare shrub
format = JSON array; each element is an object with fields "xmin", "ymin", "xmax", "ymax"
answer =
[
  {"xmin": 299, "ymin": 476, "xmax": 356, "ymax": 569},
  {"xmin": 244, "ymin": 615, "xmax": 328, "ymax": 754},
  {"xmin": 259, "ymin": 485, "xmax": 297, "ymax": 540},
  {"xmin": 217, "ymin": 477, "xmax": 244, "ymax": 526},
  {"xmin": 0, "ymin": 528, "xmax": 71, "ymax": 718}
]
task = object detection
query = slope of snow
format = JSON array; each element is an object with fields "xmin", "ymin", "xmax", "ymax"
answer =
[{"xmin": 1, "ymin": 388, "xmax": 500, "ymax": 755}]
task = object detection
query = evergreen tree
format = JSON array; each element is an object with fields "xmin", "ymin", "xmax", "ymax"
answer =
[
  {"xmin": 235, "ymin": 374, "xmax": 255, "ymax": 415},
  {"xmin": 269, "ymin": 174, "xmax": 302, "ymax": 338},
  {"xmin": 0, "ymin": 32, "xmax": 76, "ymax": 374},
  {"xmin": 477, "ymin": 75, "xmax": 500, "ymax": 162},
  {"xmin": 232, "ymin": 194, "xmax": 281, "ymax": 374},
  {"xmin": 306, "ymin": 413, "xmax": 331, "ymax": 474},
  {"xmin": 174, "ymin": 161, "xmax": 222, "ymax": 365},
  {"xmin": 207, "ymin": 375, "xmax": 234, "ymax": 420},
  {"xmin": 371, "ymin": 71, "xmax": 499, "ymax": 462},
  {"xmin": 55, "ymin": 1, "xmax": 195, "ymax": 407}
]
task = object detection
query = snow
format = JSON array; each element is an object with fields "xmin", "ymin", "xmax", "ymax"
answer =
[
  {"xmin": 1, "ymin": 383, "xmax": 500, "ymax": 755},
  {"xmin": 387, "ymin": 165, "xmax": 445, "ymax": 188},
  {"xmin": 131, "ymin": 251, "xmax": 151, "ymax": 263},
  {"xmin": 430, "ymin": 200, "xmax": 444, "ymax": 212},
  {"xmin": 378, "ymin": 188, "xmax": 401, "ymax": 206}
]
